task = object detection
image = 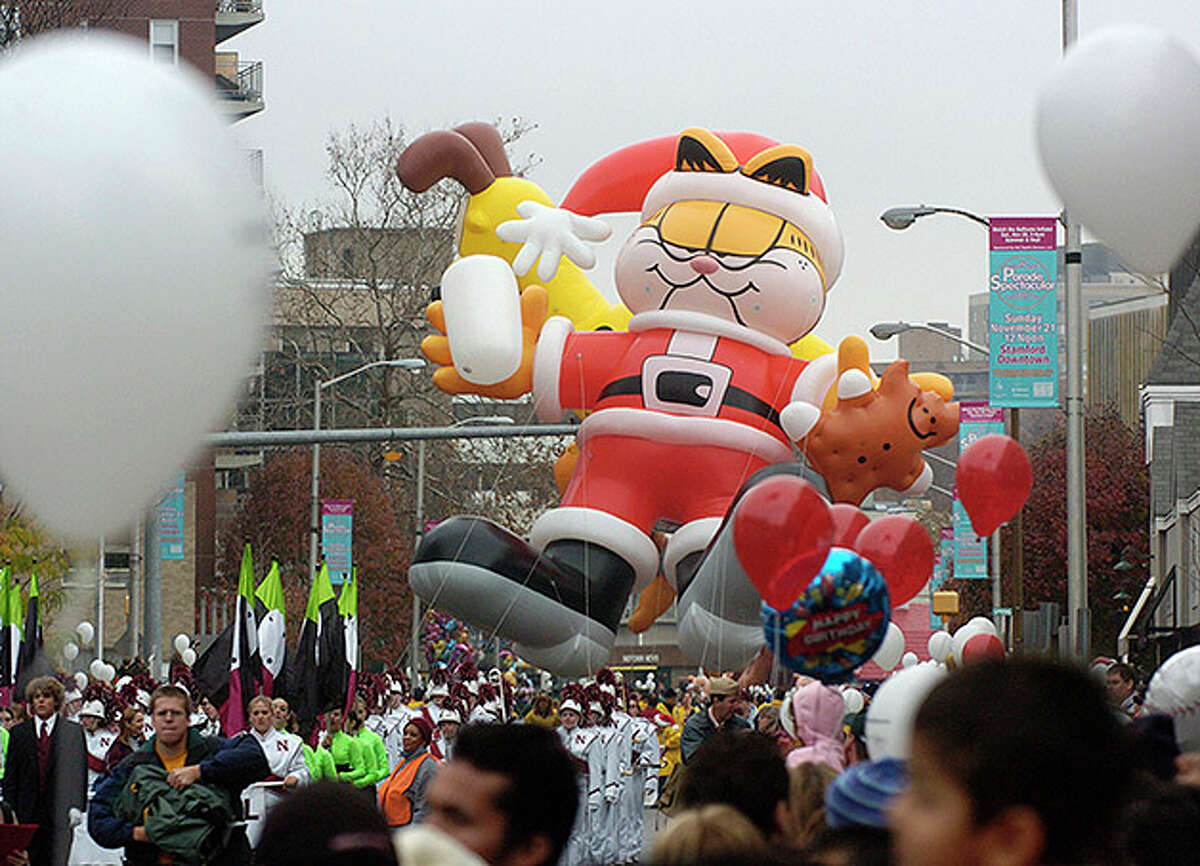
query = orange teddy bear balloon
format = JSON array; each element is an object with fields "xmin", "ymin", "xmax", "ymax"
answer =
[{"xmin": 804, "ymin": 358, "xmax": 959, "ymax": 505}]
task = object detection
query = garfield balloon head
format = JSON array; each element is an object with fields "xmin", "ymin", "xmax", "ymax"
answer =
[{"xmin": 614, "ymin": 128, "xmax": 844, "ymax": 346}]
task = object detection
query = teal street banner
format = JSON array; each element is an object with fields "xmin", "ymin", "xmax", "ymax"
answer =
[
  {"xmin": 321, "ymin": 499, "xmax": 353, "ymax": 586},
  {"xmin": 953, "ymin": 403, "xmax": 1005, "ymax": 579},
  {"xmin": 988, "ymin": 216, "xmax": 1059, "ymax": 407},
  {"xmin": 158, "ymin": 472, "xmax": 186, "ymax": 560}
]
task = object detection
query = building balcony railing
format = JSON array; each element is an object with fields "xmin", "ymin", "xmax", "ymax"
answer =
[
  {"xmin": 215, "ymin": 0, "xmax": 265, "ymax": 44},
  {"xmin": 216, "ymin": 60, "xmax": 264, "ymax": 121}
]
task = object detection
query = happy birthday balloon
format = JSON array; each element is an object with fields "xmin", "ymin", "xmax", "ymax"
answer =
[
  {"xmin": 853, "ymin": 516, "xmax": 934, "ymax": 608},
  {"xmin": 0, "ymin": 33, "xmax": 270, "ymax": 538},
  {"xmin": 828, "ymin": 503, "xmax": 870, "ymax": 548},
  {"xmin": 761, "ymin": 547, "xmax": 890, "ymax": 683},
  {"xmin": 1037, "ymin": 25, "xmax": 1200, "ymax": 274},
  {"xmin": 734, "ymin": 475, "xmax": 834, "ymax": 611},
  {"xmin": 956, "ymin": 435, "xmax": 1032, "ymax": 536}
]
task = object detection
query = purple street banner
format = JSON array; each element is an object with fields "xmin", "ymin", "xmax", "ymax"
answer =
[
  {"xmin": 158, "ymin": 472, "xmax": 186, "ymax": 560},
  {"xmin": 321, "ymin": 499, "xmax": 353, "ymax": 586},
  {"xmin": 953, "ymin": 403, "xmax": 1005, "ymax": 579},
  {"xmin": 988, "ymin": 216, "xmax": 1059, "ymax": 407}
]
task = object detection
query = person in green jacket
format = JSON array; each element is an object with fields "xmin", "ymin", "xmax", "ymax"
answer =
[
  {"xmin": 351, "ymin": 698, "xmax": 389, "ymax": 785},
  {"xmin": 0, "ymin": 721, "xmax": 9, "ymax": 781},
  {"xmin": 301, "ymin": 743, "xmax": 336, "ymax": 782},
  {"xmin": 320, "ymin": 707, "xmax": 368, "ymax": 787}
]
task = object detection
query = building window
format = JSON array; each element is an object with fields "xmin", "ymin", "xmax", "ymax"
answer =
[{"xmin": 149, "ymin": 20, "xmax": 178, "ymax": 65}]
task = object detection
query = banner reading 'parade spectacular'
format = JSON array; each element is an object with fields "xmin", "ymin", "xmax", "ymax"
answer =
[{"xmin": 988, "ymin": 216, "xmax": 1058, "ymax": 407}]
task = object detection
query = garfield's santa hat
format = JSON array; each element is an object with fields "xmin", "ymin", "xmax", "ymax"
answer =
[{"xmin": 561, "ymin": 127, "xmax": 843, "ymax": 289}]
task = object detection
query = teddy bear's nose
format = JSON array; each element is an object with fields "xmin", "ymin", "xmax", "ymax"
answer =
[{"xmin": 690, "ymin": 255, "xmax": 719, "ymax": 275}]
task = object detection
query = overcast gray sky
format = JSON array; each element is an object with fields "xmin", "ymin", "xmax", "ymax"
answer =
[{"xmin": 226, "ymin": 0, "xmax": 1199, "ymax": 358}]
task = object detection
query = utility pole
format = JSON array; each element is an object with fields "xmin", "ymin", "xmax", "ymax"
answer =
[{"xmin": 1063, "ymin": 0, "xmax": 1090, "ymax": 659}]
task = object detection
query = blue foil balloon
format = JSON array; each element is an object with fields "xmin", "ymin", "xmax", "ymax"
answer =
[{"xmin": 762, "ymin": 547, "xmax": 891, "ymax": 683}]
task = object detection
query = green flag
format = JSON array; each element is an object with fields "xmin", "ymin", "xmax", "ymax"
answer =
[
  {"xmin": 288, "ymin": 561, "xmax": 338, "ymax": 734},
  {"xmin": 338, "ymin": 567, "xmax": 358, "ymax": 714},
  {"xmin": 307, "ymin": 562, "xmax": 336, "ymax": 623},
  {"xmin": 337, "ymin": 566, "xmax": 357, "ymax": 619},
  {"xmin": 238, "ymin": 542, "xmax": 256, "ymax": 605},
  {"xmin": 255, "ymin": 560, "xmax": 287, "ymax": 692},
  {"xmin": 5, "ymin": 567, "xmax": 23, "ymax": 640}
]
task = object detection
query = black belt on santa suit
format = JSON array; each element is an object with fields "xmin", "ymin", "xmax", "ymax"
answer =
[{"xmin": 597, "ymin": 376, "xmax": 783, "ymax": 429}]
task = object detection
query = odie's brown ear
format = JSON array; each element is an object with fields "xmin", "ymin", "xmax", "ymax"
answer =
[
  {"xmin": 675, "ymin": 127, "xmax": 738, "ymax": 174},
  {"xmin": 396, "ymin": 128, "xmax": 496, "ymax": 195},
  {"xmin": 453, "ymin": 122, "xmax": 513, "ymax": 179}
]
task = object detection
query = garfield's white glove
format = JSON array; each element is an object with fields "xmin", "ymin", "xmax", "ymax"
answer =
[{"xmin": 496, "ymin": 201, "xmax": 612, "ymax": 281}]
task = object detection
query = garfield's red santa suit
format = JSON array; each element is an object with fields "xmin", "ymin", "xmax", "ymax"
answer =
[{"xmin": 411, "ymin": 129, "xmax": 851, "ymax": 675}]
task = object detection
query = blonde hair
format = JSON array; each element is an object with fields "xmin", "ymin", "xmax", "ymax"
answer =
[
  {"xmin": 651, "ymin": 804, "xmax": 766, "ymax": 865},
  {"xmin": 787, "ymin": 762, "xmax": 838, "ymax": 848}
]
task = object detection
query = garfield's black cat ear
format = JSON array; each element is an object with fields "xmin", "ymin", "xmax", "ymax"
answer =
[
  {"xmin": 742, "ymin": 145, "xmax": 812, "ymax": 195},
  {"xmin": 675, "ymin": 128, "xmax": 738, "ymax": 174}
]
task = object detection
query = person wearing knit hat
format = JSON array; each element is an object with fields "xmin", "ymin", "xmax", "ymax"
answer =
[
  {"xmin": 681, "ymin": 675, "xmax": 750, "ymax": 765},
  {"xmin": 378, "ymin": 715, "xmax": 439, "ymax": 829},
  {"xmin": 824, "ymin": 757, "xmax": 908, "ymax": 829}
]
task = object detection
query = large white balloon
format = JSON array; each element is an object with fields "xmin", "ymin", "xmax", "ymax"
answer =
[
  {"xmin": 88, "ymin": 659, "xmax": 105, "ymax": 680},
  {"xmin": 1144, "ymin": 645, "xmax": 1200, "ymax": 752},
  {"xmin": 0, "ymin": 32, "xmax": 270, "ymax": 538},
  {"xmin": 1037, "ymin": 25, "xmax": 1200, "ymax": 274},
  {"xmin": 99, "ymin": 663, "xmax": 116, "ymax": 683},
  {"xmin": 174, "ymin": 634, "xmax": 191, "ymax": 654},
  {"xmin": 76, "ymin": 622, "xmax": 95, "ymax": 647},
  {"xmin": 901, "ymin": 651, "xmax": 919, "ymax": 669},
  {"xmin": 73, "ymin": 671, "xmax": 88, "ymax": 691},
  {"xmin": 62, "ymin": 642, "xmax": 79, "ymax": 662},
  {"xmin": 842, "ymin": 688, "xmax": 865, "ymax": 715},
  {"xmin": 182, "ymin": 647, "xmax": 197, "ymax": 666},
  {"xmin": 966, "ymin": 617, "xmax": 999, "ymax": 637},
  {"xmin": 927, "ymin": 630, "xmax": 952, "ymax": 663},
  {"xmin": 865, "ymin": 662, "xmax": 948, "ymax": 761},
  {"xmin": 870, "ymin": 622, "xmax": 905, "ymax": 672}
]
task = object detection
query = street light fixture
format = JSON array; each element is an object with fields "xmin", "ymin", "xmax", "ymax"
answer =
[
  {"xmin": 308, "ymin": 358, "xmax": 426, "ymax": 586},
  {"xmin": 879, "ymin": 204, "xmax": 991, "ymax": 231},
  {"xmin": 869, "ymin": 321, "xmax": 988, "ymax": 358}
]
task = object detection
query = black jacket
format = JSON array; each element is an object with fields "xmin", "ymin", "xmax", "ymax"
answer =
[
  {"xmin": 89, "ymin": 729, "xmax": 269, "ymax": 866},
  {"xmin": 680, "ymin": 708, "xmax": 750, "ymax": 765},
  {"xmin": 2, "ymin": 715, "xmax": 86, "ymax": 866}
]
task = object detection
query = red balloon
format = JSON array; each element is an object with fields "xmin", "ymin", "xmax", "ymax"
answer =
[
  {"xmin": 732, "ymin": 475, "xmax": 834, "ymax": 611},
  {"xmin": 828, "ymin": 503, "xmax": 870, "ymax": 548},
  {"xmin": 852, "ymin": 515, "xmax": 933, "ymax": 608},
  {"xmin": 961, "ymin": 632, "xmax": 1005, "ymax": 664},
  {"xmin": 956, "ymin": 434, "xmax": 1032, "ymax": 536}
]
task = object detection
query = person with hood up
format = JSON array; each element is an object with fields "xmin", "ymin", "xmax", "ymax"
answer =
[{"xmin": 783, "ymin": 681, "xmax": 846, "ymax": 773}]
